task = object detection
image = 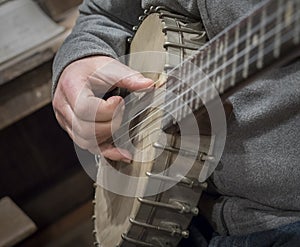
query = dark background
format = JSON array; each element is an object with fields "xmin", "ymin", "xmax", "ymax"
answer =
[{"xmin": 0, "ymin": 0, "xmax": 96, "ymax": 246}]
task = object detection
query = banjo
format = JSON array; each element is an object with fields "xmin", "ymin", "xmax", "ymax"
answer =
[{"xmin": 93, "ymin": 0, "xmax": 300, "ymax": 246}]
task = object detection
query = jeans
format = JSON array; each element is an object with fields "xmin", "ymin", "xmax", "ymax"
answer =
[{"xmin": 179, "ymin": 216, "xmax": 300, "ymax": 247}]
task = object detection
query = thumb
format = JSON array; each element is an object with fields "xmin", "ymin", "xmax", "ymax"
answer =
[
  {"xmin": 116, "ymin": 71, "xmax": 154, "ymax": 91},
  {"xmin": 92, "ymin": 57, "xmax": 154, "ymax": 91}
]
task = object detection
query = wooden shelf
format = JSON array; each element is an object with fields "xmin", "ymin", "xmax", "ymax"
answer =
[
  {"xmin": 0, "ymin": 9, "xmax": 78, "ymax": 130},
  {"xmin": 0, "ymin": 8, "xmax": 78, "ymax": 85},
  {"xmin": 19, "ymin": 201, "xmax": 94, "ymax": 247},
  {"xmin": 0, "ymin": 197, "xmax": 37, "ymax": 247}
]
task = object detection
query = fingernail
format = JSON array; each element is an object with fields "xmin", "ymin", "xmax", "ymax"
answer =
[
  {"xmin": 137, "ymin": 77, "xmax": 153, "ymax": 84},
  {"xmin": 108, "ymin": 96, "xmax": 122, "ymax": 104},
  {"xmin": 121, "ymin": 158, "xmax": 132, "ymax": 164},
  {"xmin": 137, "ymin": 85, "xmax": 155, "ymax": 92}
]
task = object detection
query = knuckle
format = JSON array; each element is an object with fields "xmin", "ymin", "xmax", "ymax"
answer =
[
  {"xmin": 60, "ymin": 73, "xmax": 73, "ymax": 91},
  {"xmin": 74, "ymin": 103, "xmax": 91, "ymax": 120},
  {"xmin": 77, "ymin": 124, "xmax": 95, "ymax": 139},
  {"xmin": 74, "ymin": 103, "xmax": 84, "ymax": 116},
  {"xmin": 95, "ymin": 124, "xmax": 112, "ymax": 140},
  {"xmin": 75, "ymin": 100, "xmax": 98, "ymax": 120},
  {"xmin": 95, "ymin": 132, "xmax": 107, "ymax": 143}
]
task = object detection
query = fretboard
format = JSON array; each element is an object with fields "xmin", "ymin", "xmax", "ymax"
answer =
[{"xmin": 165, "ymin": 0, "xmax": 300, "ymax": 125}]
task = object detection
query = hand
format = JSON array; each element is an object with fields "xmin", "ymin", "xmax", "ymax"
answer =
[{"xmin": 52, "ymin": 56, "xmax": 153, "ymax": 163}]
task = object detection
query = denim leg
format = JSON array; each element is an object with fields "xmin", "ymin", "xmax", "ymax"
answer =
[
  {"xmin": 179, "ymin": 215, "xmax": 213, "ymax": 247},
  {"xmin": 209, "ymin": 221, "xmax": 300, "ymax": 247}
]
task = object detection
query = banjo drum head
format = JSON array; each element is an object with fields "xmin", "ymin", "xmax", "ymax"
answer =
[{"xmin": 94, "ymin": 12, "xmax": 167, "ymax": 247}]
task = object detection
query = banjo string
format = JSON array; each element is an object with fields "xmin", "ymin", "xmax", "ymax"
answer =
[
  {"xmin": 109, "ymin": 5, "xmax": 294, "ymax": 145},
  {"xmin": 107, "ymin": 13, "xmax": 297, "ymax": 148},
  {"xmin": 109, "ymin": 2, "xmax": 285, "ymax": 134}
]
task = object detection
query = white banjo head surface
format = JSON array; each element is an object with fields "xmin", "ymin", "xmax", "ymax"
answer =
[{"xmin": 94, "ymin": 7, "xmax": 211, "ymax": 247}]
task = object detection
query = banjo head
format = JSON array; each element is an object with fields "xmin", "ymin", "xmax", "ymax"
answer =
[
  {"xmin": 94, "ymin": 7, "xmax": 210, "ymax": 247},
  {"xmin": 94, "ymin": 12, "xmax": 166, "ymax": 247}
]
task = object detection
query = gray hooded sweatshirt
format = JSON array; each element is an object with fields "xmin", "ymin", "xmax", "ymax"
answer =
[{"xmin": 52, "ymin": 0, "xmax": 300, "ymax": 236}]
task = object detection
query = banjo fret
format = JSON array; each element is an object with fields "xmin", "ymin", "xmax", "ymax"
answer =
[{"xmin": 163, "ymin": 0, "xmax": 300, "ymax": 127}]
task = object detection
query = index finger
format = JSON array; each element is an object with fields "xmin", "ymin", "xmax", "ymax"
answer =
[
  {"xmin": 63, "ymin": 76, "xmax": 124, "ymax": 122},
  {"xmin": 74, "ymin": 88, "xmax": 124, "ymax": 122}
]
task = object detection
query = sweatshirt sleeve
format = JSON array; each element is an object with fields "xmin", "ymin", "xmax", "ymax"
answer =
[
  {"xmin": 197, "ymin": 0, "xmax": 262, "ymax": 39},
  {"xmin": 52, "ymin": 0, "xmax": 143, "ymax": 94}
]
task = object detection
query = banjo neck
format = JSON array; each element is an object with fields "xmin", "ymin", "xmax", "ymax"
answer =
[{"xmin": 163, "ymin": 0, "xmax": 300, "ymax": 128}]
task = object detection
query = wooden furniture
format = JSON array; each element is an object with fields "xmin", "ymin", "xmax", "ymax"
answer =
[
  {"xmin": 38, "ymin": 0, "xmax": 83, "ymax": 21},
  {"xmin": 0, "ymin": 197, "xmax": 37, "ymax": 247},
  {"xmin": 0, "ymin": 2, "xmax": 94, "ymax": 246},
  {"xmin": 0, "ymin": 8, "xmax": 78, "ymax": 130}
]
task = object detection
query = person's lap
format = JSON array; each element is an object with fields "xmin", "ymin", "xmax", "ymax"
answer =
[{"xmin": 179, "ymin": 216, "xmax": 300, "ymax": 247}]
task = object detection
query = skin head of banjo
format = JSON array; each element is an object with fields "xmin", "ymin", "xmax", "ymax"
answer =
[{"xmin": 94, "ymin": 6, "xmax": 211, "ymax": 247}]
